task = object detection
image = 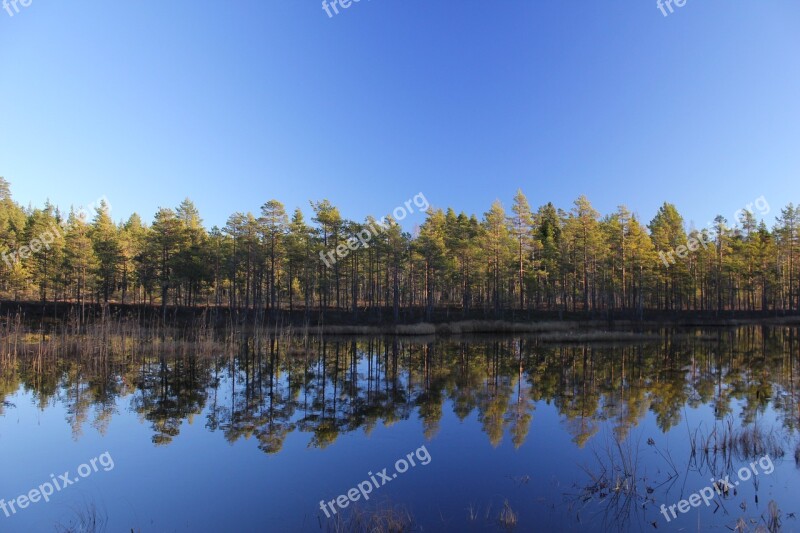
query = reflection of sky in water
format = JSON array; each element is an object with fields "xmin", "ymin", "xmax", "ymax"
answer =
[{"xmin": 0, "ymin": 332, "xmax": 798, "ymax": 532}]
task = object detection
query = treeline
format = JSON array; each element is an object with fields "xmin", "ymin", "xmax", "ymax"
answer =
[{"xmin": 0, "ymin": 177, "xmax": 798, "ymax": 319}]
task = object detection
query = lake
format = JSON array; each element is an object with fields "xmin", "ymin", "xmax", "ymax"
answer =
[{"xmin": 1, "ymin": 326, "xmax": 798, "ymax": 532}]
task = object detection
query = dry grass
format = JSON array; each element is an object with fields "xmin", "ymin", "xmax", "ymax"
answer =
[
  {"xmin": 325, "ymin": 503, "xmax": 415, "ymax": 533},
  {"xmin": 764, "ymin": 500, "xmax": 781, "ymax": 532},
  {"xmin": 570, "ymin": 436, "xmax": 655, "ymax": 531},
  {"xmin": 795, "ymin": 441, "xmax": 800, "ymax": 468},
  {"xmin": 54, "ymin": 503, "xmax": 108, "ymax": 533},
  {"xmin": 301, "ymin": 323, "xmax": 435, "ymax": 336},
  {"xmin": 466, "ymin": 503, "xmax": 479, "ymax": 522},
  {"xmin": 0, "ymin": 310, "xmax": 227, "ymax": 361},
  {"xmin": 497, "ymin": 501, "xmax": 518, "ymax": 530},
  {"xmin": 434, "ymin": 320, "xmax": 570, "ymax": 335},
  {"xmin": 0, "ymin": 309, "xmax": 663, "ymax": 345},
  {"xmin": 689, "ymin": 418, "xmax": 785, "ymax": 471},
  {"xmin": 735, "ymin": 425, "xmax": 785, "ymax": 459},
  {"xmin": 536, "ymin": 331, "xmax": 660, "ymax": 343},
  {"xmin": 305, "ymin": 320, "xmax": 664, "ymax": 339}
]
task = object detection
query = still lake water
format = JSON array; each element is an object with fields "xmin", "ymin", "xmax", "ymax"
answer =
[{"xmin": 1, "ymin": 327, "xmax": 799, "ymax": 532}]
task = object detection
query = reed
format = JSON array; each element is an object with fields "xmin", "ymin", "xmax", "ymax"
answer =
[
  {"xmin": 325, "ymin": 503, "xmax": 414, "ymax": 533},
  {"xmin": 54, "ymin": 502, "xmax": 108, "ymax": 533},
  {"xmin": 688, "ymin": 418, "xmax": 785, "ymax": 471},
  {"xmin": 498, "ymin": 501, "xmax": 518, "ymax": 530},
  {"xmin": 572, "ymin": 436, "xmax": 648, "ymax": 531},
  {"xmin": 765, "ymin": 500, "xmax": 781, "ymax": 532}
]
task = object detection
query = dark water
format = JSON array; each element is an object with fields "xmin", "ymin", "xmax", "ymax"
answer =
[{"xmin": 1, "ymin": 327, "xmax": 799, "ymax": 532}]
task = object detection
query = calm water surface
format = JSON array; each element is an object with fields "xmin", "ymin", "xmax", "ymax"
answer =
[{"xmin": 1, "ymin": 327, "xmax": 799, "ymax": 532}]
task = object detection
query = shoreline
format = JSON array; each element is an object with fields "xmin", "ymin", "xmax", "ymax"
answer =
[{"xmin": 2, "ymin": 300, "xmax": 799, "ymax": 336}]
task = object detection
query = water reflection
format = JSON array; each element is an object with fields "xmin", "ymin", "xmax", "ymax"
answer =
[{"xmin": 2, "ymin": 327, "xmax": 798, "ymax": 454}]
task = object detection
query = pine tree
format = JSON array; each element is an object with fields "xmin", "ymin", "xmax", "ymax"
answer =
[
  {"xmin": 649, "ymin": 203, "xmax": 688, "ymax": 310},
  {"xmin": 260, "ymin": 200, "xmax": 289, "ymax": 313},
  {"xmin": 483, "ymin": 200, "xmax": 513, "ymax": 315},
  {"xmin": 91, "ymin": 200, "xmax": 121, "ymax": 303},
  {"xmin": 510, "ymin": 190, "xmax": 533, "ymax": 311},
  {"xmin": 63, "ymin": 209, "xmax": 98, "ymax": 315}
]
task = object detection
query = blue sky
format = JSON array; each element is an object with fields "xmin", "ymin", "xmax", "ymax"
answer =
[{"xmin": 0, "ymin": 0, "xmax": 798, "ymax": 231}]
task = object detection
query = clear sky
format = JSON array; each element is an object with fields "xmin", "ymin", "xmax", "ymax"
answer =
[{"xmin": 1, "ymin": 0, "xmax": 798, "ymax": 231}]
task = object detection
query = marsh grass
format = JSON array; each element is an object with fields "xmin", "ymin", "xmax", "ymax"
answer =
[
  {"xmin": 536, "ymin": 331, "xmax": 661, "ymax": 343},
  {"xmin": 569, "ymin": 435, "xmax": 655, "ymax": 531},
  {"xmin": 795, "ymin": 441, "xmax": 800, "ymax": 468},
  {"xmin": 303, "ymin": 319, "xmax": 660, "ymax": 337},
  {"xmin": 0, "ymin": 309, "xmax": 334, "ymax": 370},
  {"xmin": 688, "ymin": 418, "xmax": 785, "ymax": 476},
  {"xmin": 764, "ymin": 500, "xmax": 781, "ymax": 532},
  {"xmin": 466, "ymin": 502, "xmax": 479, "ymax": 522},
  {"xmin": 730, "ymin": 499, "xmax": 783, "ymax": 533},
  {"xmin": 54, "ymin": 502, "xmax": 108, "ymax": 533},
  {"xmin": 570, "ymin": 424, "xmax": 789, "ymax": 532},
  {"xmin": 309, "ymin": 320, "xmax": 571, "ymax": 336},
  {"xmin": 498, "ymin": 500, "xmax": 518, "ymax": 530},
  {"xmin": 324, "ymin": 502, "xmax": 415, "ymax": 533}
]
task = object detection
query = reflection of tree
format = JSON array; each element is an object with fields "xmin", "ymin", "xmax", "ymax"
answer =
[
  {"xmin": 57, "ymin": 361, "xmax": 124, "ymax": 439},
  {"xmin": 479, "ymin": 343, "xmax": 513, "ymax": 447},
  {"xmin": 416, "ymin": 390, "xmax": 443, "ymax": 440},
  {"xmin": 415, "ymin": 343, "xmax": 446, "ymax": 440},
  {"xmin": 131, "ymin": 355, "xmax": 211, "ymax": 445},
  {"xmin": 257, "ymin": 419, "xmax": 295, "ymax": 454},
  {"xmin": 6, "ymin": 326, "xmax": 800, "ymax": 454},
  {"xmin": 649, "ymin": 368, "xmax": 689, "ymax": 432},
  {"xmin": 507, "ymin": 342, "xmax": 533, "ymax": 449},
  {"xmin": 0, "ymin": 363, "xmax": 17, "ymax": 416},
  {"xmin": 449, "ymin": 343, "xmax": 484, "ymax": 421},
  {"xmin": 556, "ymin": 347, "xmax": 602, "ymax": 447},
  {"xmin": 63, "ymin": 377, "xmax": 92, "ymax": 439}
]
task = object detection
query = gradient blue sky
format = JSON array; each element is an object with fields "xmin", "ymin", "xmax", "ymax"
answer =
[{"xmin": 1, "ymin": 0, "xmax": 798, "ymax": 231}]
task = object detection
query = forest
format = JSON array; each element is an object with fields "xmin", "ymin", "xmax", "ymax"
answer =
[{"xmin": 0, "ymin": 177, "xmax": 798, "ymax": 320}]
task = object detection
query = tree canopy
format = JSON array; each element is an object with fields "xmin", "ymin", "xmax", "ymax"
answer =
[{"xmin": 0, "ymin": 180, "xmax": 797, "ymax": 316}]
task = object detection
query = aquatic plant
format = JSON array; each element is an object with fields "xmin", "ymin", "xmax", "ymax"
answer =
[
  {"xmin": 498, "ymin": 500, "xmax": 518, "ymax": 530},
  {"xmin": 795, "ymin": 441, "xmax": 800, "ymax": 468},
  {"xmin": 325, "ymin": 502, "xmax": 415, "ymax": 533},
  {"xmin": 54, "ymin": 502, "xmax": 108, "ymax": 533},
  {"xmin": 570, "ymin": 435, "xmax": 654, "ymax": 531},
  {"xmin": 688, "ymin": 417, "xmax": 785, "ymax": 475}
]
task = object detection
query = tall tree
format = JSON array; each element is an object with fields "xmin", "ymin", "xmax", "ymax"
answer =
[
  {"xmin": 565, "ymin": 196, "xmax": 602, "ymax": 312},
  {"xmin": 776, "ymin": 204, "xmax": 798, "ymax": 312},
  {"xmin": 149, "ymin": 208, "xmax": 183, "ymax": 320},
  {"xmin": 63, "ymin": 209, "xmax": 98, "ymax": 316},
  {"xmin": 259, "ymin": 200, "xmax": 289, "ymax": 313},
  {"xmin": 510, "ymin": 190, "xmax": 534, "ymax": 310},
  {"xmin": 649, "ymin": 202, "xmax": 688, "ymax": 311},
  {"xmin": 91, "ymin": 200, "xmax": 121, "ymax": 303},
  {"xmin": 483, "ymin": 200, "xmax": 513, "ymax": 315}
]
